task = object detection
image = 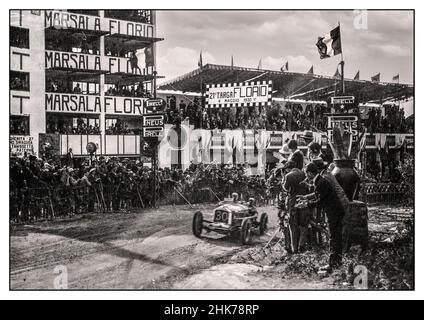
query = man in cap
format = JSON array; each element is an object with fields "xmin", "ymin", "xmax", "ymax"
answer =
[
  {"xmin": 282, "ymin": 160, "xmax": 308, "ymax": 253},
  {"xmin": 287, "ymin": 139, "xmax": 304, "ymax": 170},
  {"xmin": 307, "ymin": 142, "xmax": 322, "ymax": 162}
]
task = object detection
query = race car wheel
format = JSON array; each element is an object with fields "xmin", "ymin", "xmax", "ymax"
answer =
[
  {"xmin": 259, "ymin": 213, "xmax": 269, "ymax": 236},
  {"xmin": 192, "ymin": 211, "xmax": 203, "ymax": 238},
  {"xmin": 240, "ymin": 219, "xmax": 252, "ymax": 245}
]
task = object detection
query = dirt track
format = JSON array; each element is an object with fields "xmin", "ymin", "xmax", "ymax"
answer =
[
  {"xmin": 11, "ymin": 204, "xmax": 412, "ymax": 290},
  {"xmin": 10, "ymin": 204, "xmax": 280, "ymax": 289}
]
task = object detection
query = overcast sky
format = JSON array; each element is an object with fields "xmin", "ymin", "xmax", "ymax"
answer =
[{"xmin": 155, "ymin": 10, "xmax": 413, "ymax": 85}]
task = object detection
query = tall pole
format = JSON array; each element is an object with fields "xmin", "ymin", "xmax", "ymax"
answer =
[{"xmin": 339, "ymin": 21, "xmax": 345, "ymax": 94}]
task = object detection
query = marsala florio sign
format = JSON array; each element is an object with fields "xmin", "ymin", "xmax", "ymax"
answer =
[
  {"xmin": 44, "ymin": 10, "xmax": 154, "ymax": 38},
  {"xmin": 45, "ymin": 93, "xmax": 145, "ymax": 116}
]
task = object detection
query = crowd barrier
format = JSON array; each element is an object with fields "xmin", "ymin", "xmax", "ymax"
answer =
[
  {"xmin": 10, "ymin": 182, "xmax": 408, "ymax": 223},
  {"xmin": 359, "ymin": 183, "xmax": 410, "ymax": 204},
  {"xmin": 9, "ymin": 183, "xmax": 270, "ymax": 223}
]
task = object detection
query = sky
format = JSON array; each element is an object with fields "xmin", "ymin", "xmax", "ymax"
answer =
[{"xmin": 155, "ymin": 10, "xmax": 414, "ymax": 85}]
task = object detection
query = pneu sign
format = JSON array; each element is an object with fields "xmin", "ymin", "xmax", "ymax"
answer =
[{"xmin": 143, "ymin": 99, "xmax": 165, "ymax": 139}]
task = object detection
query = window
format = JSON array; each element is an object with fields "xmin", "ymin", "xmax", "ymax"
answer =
[
  {"xmin": 10, "ymin": 71, "xmax": 30, "ymax": 91},
  {"xmin": 10, "ymin": 27, "xmax": 29, "ymax": 49},
  {"xmin": 10, "ymin": 115, "xmax": 29, "ymax": 135}
]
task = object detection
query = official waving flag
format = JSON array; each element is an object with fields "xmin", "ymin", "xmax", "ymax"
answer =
[{"xmin": 316, "ymin": 25, "xmax": 342, "ymax": 59}]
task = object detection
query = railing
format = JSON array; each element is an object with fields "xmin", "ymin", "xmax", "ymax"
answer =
[
  {"xmin": 359, "ymin": 183, "xmax": 410, "ymax": 204},
  {"xmin": 10, "ymin": 182, "xmax": 271, "ymax": 223}
]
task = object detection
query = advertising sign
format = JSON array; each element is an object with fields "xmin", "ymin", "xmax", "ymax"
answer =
[
  {"xmin": 10, "ymin": 136, "xmax": 34, "ymax": 157},
  {"xmin": 206, "ymin": 80, "xmax": 272, "ymax": 108},
  {"xmin": 327, "ymin": 113, "xmax": 359, "ymax": 142}
]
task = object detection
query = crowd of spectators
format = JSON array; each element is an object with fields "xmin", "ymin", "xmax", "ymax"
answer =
[
  {"xmin": 164, "ymin": 97, "xmax": 331, "ymax": 132},
  {"xmin": 46, "ymin": 117, "xmax": 101, "ymax": 135},
  {"xmin": 105, "ymin": 119, "xmax": 140, "ymax": 135},
  {"xmin": 163, "ymin": 97, "xmax": 414, "ymax": 134},
  {"xmin": 10, "ymin": 154, "xmax": 269, "ymax": 222},
  {"xmin": 363, "ymin": 106, "xmax": 413, "ymax": 134},
  {"xmin": 105, "ymin": 83, "xmax": 151, "ymax": 98}
]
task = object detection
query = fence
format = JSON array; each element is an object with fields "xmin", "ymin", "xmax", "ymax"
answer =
[
  {"xmin": 360, "ymin": 183, "xmax": 410, "ymax": 204},
  {"xmin": 11, "ymin": 182, "xmax": 406, "ymax": 223},
  {"xmin": 10, "ymin": 182, "xmax": 269, "ymax": 223}
]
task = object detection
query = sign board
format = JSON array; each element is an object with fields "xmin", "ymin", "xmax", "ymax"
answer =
[
  {"xmin": 206, "ymin": 81, "xmax": 272, "ymax": 108},
  {"xmin": 143, "ymin": 115, "xmax": 164, "ymax": 127},
  {"xmin": 331, "ymin": 96, "xmax": 355, "ymax": 105},
  {"xmin": 10, "ymin": 136, "xmax": 34, "ymax": 157},
  {"xmin": 45, "ymin": 10, "xmax": 155, "ymax": 38},
  {"xmin": 144, "ymin": 98, "xmax": 166, "ymax": 114},
  {"xmin": 269, "ymin": 133, "xmax": 283, "ymax": 149},
  {"xmin": 143, "ymin": 127, "xmax": 163, "ymax": 138},
  {"xmin": 45, "ymin": 93, "xmax": 146, "ymax": 115},
  {"xmin": 327, "ymin": 113, "xmax": 359, "ymax": 142}
]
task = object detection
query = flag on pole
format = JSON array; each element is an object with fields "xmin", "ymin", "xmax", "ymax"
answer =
[
  {"xmin": 371, "ymin": 73, "xmax": 380, "ymax": 82},
  {"xmin": 393, "ymin": 74, "xmax": 400, "ymax": 83},
  {"xmin": 316, "ymin": 25, "xmax": 342, "ymax": 59},
  {"xmin": 198, "ymin": 51, "xmax": 203, "ymax": 68},
  {"xmin": 231, "ymin": 55, "xmax": 234, "ymax": 69},
  {"xmin": 280, "ymin": 61, "xmax": 289, "ymax": 72},
  {"xmin": 257, "ymin": 58, "xmax": 262, "ymax": 70},
  {"xmin": 307, "ymin": 65, "xmax": 314, "ymax": 75},
  {"xmin": 334, "ymin": 66, "xmax": 341, "ymax": 78},
  {"xmin": 354, "ymin": 70, "xmax": 360, "ymax": 81}
]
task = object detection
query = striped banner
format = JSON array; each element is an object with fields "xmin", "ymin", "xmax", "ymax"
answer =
[{"xmin": 205, "ymin": 80, "xmax": 273, "ymax": 108}]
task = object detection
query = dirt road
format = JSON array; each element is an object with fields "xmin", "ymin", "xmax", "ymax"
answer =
[
  {"xmin": 10, "ymin": 203, "xmax": 283, "ymax": 289},
  {"xmin": 11, "ymin": 204, "xmax": 411, "ymax": 290}
]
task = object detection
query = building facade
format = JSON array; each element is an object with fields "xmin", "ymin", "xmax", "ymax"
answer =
[{"xmin": 10, "ymin": 9, "xmax": 162, "ymax": 158}]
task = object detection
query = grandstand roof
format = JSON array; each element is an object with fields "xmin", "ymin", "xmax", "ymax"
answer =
[{"xmin": 158, "ymin": 64, "xmax": 414, "ymax": 104}]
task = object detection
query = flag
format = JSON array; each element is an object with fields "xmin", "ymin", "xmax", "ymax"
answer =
[
  {"xmin": 316, "ymin": 25, "xmax": 342, "ymax": 59},
  {"xmin": 334, "ymin": 67, "xmax": 341, "ymax": 78},
  {"xmin": 393, "ymin": 74, "xmax": 400, "ymax": 83},
  {"xmin": 257, "ymin": 58, "xmax": 262, "ymax": 70},
  {"xmin": 198, "ymin": 51, "xmax": 203, "ymax": 68},
  {"xmin": 144, "ymin": 46, "xmax": 154, "ymax": 67},
  {"xmin": 280, "ymin": 61, "xmax": 289, "ymax": 72},
  {"xmin": 354, "ymin": 70, "xmax": 360, "ymax": 81},
  {"xmin": 231, "ymin": 55, "xmax": 234, "ymax": 69},
  {"xmin": 307, "ymin": 65, "xmax": 314, "ymax": 75},
  {"xmin": 371, "ymin": 73, "xmax": 380, "ymax": 82}
]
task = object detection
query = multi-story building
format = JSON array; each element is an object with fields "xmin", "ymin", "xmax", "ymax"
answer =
[{"xmin": 10, "ymin": 9, "xmax": 163, "ymax": 158}]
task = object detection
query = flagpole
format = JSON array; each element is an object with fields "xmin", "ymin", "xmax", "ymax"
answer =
[{"xmin": 339, "ymin": 21, "xmax": 345, "ymax": 94}]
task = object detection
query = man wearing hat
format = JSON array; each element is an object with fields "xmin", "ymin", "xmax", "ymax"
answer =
[
  {"xmin": 287, "ymin": 139, "xmax": 304, "ymax": 170},
  {"xmin": 282, "ymin": 160, "xmax": 308, "ymax": 254},
  {"xmin": 300, "ymin": 162, "xmax": 347, "ymax": 271}
]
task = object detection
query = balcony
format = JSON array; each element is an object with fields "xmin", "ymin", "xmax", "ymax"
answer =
[{"xmin": 58, "ymin": 134, "xmax": 141, "ymax": 156}]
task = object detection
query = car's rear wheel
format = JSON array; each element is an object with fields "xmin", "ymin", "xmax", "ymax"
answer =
[
  {"xmin": 192, "ymin": 211, "xmax": 203, "ymax": 238},
  {"xmin": 259, "ymin": 213, "xmax": 269, "ymax": 235},
  {"xmin": 240, "ymin": 219, "xmax": 252, "ymax": 245}
]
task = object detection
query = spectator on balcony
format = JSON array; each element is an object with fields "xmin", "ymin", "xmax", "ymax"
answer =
[
  {"xmin": 130, "ymin": 51, "xmax": 139, "ymax": 73},
  {"xmin": 73, "ymin": 83, "xmax": 82, "ymax": 94}
]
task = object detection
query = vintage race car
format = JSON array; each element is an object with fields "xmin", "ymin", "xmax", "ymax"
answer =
[{"xmin": 192, "ymin": 200, "xmax": 268, "ymax": 245}]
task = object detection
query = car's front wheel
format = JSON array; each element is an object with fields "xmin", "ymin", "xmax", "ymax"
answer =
[
  {"xmin": 240, "ymin": 219, "xmax": 252, "ymax": 245},
  {"xmin": 192, "ymin": 211, "xmax": 204, "ymax": 238}
]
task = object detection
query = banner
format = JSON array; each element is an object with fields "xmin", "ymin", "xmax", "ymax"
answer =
[
  {"xmin": 206, "ymin": 81, "xmax": 272, "ymax": 108},
  {"xmin": 45, "ymin": 93, "xmax": 146, "ymax": 115},
  {"xmin": 10, "ymin": 136, "xmax": 34, "ymax": 157},
  {"xmin": 45, "ymin": 10, "xmax": 155, "ymax": 38}
]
